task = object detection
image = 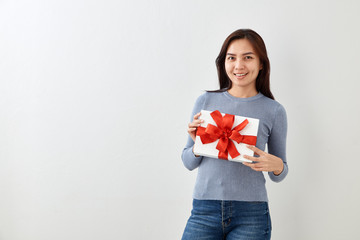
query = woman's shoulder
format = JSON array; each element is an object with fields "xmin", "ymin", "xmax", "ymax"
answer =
[
  {"xmin": 258, "ymin": 95, "xmax": 287, "ymax": 121},
  {"xmin": 260, "ymin": 94, "xmax": 286, "ymax": 110},
  {"xmin": 194, "ymin": 90, "xmax": 224, "ymax": 102}
]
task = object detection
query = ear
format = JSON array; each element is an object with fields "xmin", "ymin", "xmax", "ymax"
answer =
[{"xmin": 260, "ymin": 63, "xmax": 263, "ymax": 70}]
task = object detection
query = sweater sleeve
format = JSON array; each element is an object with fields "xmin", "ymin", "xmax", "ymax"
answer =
[
  {"xmin": 181, "ymin": 93, "xmax": 206, "ymax": 171},
  {"xmin": 267, "ymin": 104, "xmax": 288, "ymax": 182}
]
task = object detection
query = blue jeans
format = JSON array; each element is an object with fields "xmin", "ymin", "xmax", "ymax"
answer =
[{"xmin": 182, "ymin": 199, "xmax": 271, "ymax": 240}]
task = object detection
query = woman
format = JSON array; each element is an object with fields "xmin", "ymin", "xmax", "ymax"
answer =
[{"xmin": 181, "ymin": 29, "xmax": 288, "ymax": 240}]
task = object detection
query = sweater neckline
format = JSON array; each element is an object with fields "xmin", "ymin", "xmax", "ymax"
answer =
[{"xmin": 223, "ymin": 91, "xmax": 264, "ymax": 102}]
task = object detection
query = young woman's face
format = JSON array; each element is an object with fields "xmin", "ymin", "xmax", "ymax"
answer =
[{"xmin": 225, "ymin": 39, "xmax": 262, "ymax": 91}]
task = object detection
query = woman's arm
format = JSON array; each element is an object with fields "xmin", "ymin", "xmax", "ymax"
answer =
[
  {"xmin": 181, "ymin": 94, "xmax": 206, "ymax": 171},
  {"xmin": 267, "ymin": 104, "xmax": 288, "ymax": 182},
  {"xmin": 243, "ymin": 104, "xmax": 288, "ymax": 182}
]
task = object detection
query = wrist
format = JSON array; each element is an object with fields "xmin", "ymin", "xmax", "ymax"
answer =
[{"xmin": 273, "ymin": 162, "xmax": 284, "ymax": 176}]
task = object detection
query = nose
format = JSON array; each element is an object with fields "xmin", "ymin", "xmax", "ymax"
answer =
[{"xmin": 235, "ymin": 59, "xmax": 244, "ymax": 70}]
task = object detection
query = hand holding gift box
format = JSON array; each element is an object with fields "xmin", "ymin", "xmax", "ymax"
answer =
[{"xmin": 193, "ymin": 110, "xmax": 259, "ymax": 163}]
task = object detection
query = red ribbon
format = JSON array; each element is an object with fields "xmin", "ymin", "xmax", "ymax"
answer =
[{"xmin": 196, "ymin": 110, "xmax": 257, "ymax": 160}]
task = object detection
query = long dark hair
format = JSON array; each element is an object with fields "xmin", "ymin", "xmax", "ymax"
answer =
[{"xmin": 211, "ymin": 29, "xmax": 274, "ymax": 100}]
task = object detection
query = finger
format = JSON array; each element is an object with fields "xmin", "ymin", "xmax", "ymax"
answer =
[
  {"xmin": 187, "ymin": 127, "xmax": 197, "ymax": 133},
  {"xmin": 242, "ymin": 162, "xmax": 263, "ymax": 172},
  {"xmin": 253, "ymin": 167, "xmax": 264, "ymax": 172},
  {"xmin": 193, "ymin": 112, "xmax": 202, "ymax": 120},
  {"xmin": 193, "ymin": 119, "xmax": 204, "ymax": 124},
  {"xmin": 246, "ymin": 145, "xmax": 265, "ymax": 156},
  {"xmin": 249, "ymin": 162, "xmax": 264, "ymax": 171},
  {"xmin": 243, "ymin": 155, "xmax": 258, "ymax": 162},
  {"xmin": 242, "ymin": 161, "xmax": 260, "ymax": 167},
  {"xmin": 242, "ymin": 162, "xmax": 255, "ymax": 170},
  {"xmin": 188, "ymin": 121, "xmax": 202, "ymax": 128},
  {"xmin": 242, "ymin": 161, "xmax": 252, "ymax": 166},
  {"xmin": 189, "ymin": 120, "xmax": 202, "ymax": 126}
]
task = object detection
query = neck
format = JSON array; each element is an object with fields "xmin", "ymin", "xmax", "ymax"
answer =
[{"xmin": 227, "ymin": 86, "xmax": 258, "ymax": 98}]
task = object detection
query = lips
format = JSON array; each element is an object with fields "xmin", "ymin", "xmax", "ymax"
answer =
[{"xmin": 234, "ymin": 73, "xmax": 248, "ymax": 77}]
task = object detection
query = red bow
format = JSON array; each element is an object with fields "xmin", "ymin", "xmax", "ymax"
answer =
[{"xmin": 196, "ymin": 110, "xmax": 257, "ymax": 160}]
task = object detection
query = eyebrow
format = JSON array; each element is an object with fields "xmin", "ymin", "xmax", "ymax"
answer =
[{"xmin": 226, "ymin": 52, "xmax": 255, "ymax": 56}]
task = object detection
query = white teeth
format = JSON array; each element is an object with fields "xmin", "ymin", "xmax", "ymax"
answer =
[{"xmin": 235, "ymin": 73, "xmax": 247, "ymax": 76}]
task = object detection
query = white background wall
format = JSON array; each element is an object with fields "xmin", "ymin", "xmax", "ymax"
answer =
[{"xmin": 1, "ymin": 0, "xmax": 360, "ymax": 239}]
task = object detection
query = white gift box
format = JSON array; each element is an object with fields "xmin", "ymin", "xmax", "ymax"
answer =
[{"xmin": 193, "ymin": 110, "xmax": 259, "ymax": 163}]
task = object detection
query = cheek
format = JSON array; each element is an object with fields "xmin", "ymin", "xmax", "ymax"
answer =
[
  {"xmin": 250, "ymin": 63, "xmax": 261, "ymax": 73},
  {"xmin": 225, "ymin": 66, "xmax": 233, "ymax": 78},
  {"xmin": 225, "ymin": 63, "xmax": 232, "ymax": 73},
  {"xmin": 255, "ymin": 60, "xmax": 262, "ymax": 71}
]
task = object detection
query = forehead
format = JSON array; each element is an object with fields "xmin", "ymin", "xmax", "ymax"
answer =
[{"xmin": 226, "ymin": 39, "xmax": 256, "ymax": 54}]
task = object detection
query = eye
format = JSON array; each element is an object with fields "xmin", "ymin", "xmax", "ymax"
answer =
[
  {"xmin": 245, "ymin": 56, "xmax": 253, "ymax": 60},
  {"xmin": 227, "ymin": 56, "xmax": 235, "ymax": 60}
]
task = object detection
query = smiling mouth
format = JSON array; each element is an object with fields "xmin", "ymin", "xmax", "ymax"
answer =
[{"xmin": 234, "ymin": 73, "xmax": 248, "ymax": 77}]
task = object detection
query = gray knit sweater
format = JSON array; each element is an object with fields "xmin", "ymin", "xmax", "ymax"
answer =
[{"xmin": 182, "ymin": 91, "xmax": 288, "ymax": 202}]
